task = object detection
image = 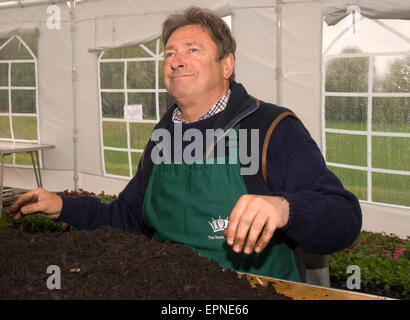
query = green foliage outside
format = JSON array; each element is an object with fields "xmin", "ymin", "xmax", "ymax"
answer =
[
  {"xmin": 329, "ymin": 230, "xmax": 410, "ymax": 298},
  {"xmin": 325, "ymin": 47, "xmax": 409, "ymax": 207},
  {"xmin": 326, "ymin": 47, "xmax": 369, "ymax": 93}
]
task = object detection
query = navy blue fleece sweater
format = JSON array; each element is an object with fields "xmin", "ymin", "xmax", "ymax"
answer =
[{"xmin": 57, "ymin": 111, "xmax": 362, "ymax": 255}]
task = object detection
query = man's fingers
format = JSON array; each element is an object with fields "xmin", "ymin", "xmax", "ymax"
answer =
[
  {"xmin": 13, "ymin": 212, "xmax": 23, "ymax": 221},
  {"xmin": 225, "ymin": 196, "xmax": 248, "ymax": 246},
  {"xmin": 6, "ymin": 189, "xmax": 39, "ymax": 215},
  {"xmin": 19, "ymin": 202, "xmax": 43, "ymax": 216},
  {"xmin": 243, "ymin": 212, "xmax": 268, "ymax": 255},
  {"xmin": 232, "ymin": 209, "xmax": 258, "ymax": 253},
  {"xmin": 254, "ymin": 219, "xmax": 277, "ymax": 253},
  {"xmin": 37, "ymin": 213, "xmax": 59, "ymax": 219}
]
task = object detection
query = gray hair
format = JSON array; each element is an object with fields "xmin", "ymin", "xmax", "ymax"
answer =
[{"xmin": 162, "ymin": 6, "xmax": 236, "ymax": 81}]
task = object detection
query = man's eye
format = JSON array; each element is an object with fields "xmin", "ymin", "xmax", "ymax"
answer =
[
  {"xmin": 165, "ymin": 52, "xmax": 175, "ymax": 58},
  {"xmin": 189, "ymin": 48, "xmax": 199, "ymax": 53}
]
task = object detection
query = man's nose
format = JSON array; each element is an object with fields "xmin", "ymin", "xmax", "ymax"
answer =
[{"xmin": 170, "ymin": 52, "xmax": 186, "ymax": 70}]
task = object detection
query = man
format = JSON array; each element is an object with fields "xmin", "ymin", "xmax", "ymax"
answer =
[{"xmin": 7, "ymin": 7, "xmax": 362, "ymax": 282}]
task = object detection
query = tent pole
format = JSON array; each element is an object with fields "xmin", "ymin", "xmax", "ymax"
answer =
[
  {"xmin": 0, "ymin": 0, "xmax": 66, "ymax": 10},
  {"xmin": 70, "ymin": 0, "xmax": 79, "ymax": 192},
  {"xmin": 275, "ymin": 0, "xmax": 283, "ymax": 106}
]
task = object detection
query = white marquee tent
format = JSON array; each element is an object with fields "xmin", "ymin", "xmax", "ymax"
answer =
[{"xmin": 0, "ymin": 0, "xmax": 409, "ymax": 237}]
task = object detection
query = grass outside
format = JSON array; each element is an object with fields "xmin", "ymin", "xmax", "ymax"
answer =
[
  {"xmin": 325, "ymin": 121, "xmax": 409, "ymax": 207},
  {"xmin": 0, "ymin": 115, "xmax": 37, "ymax": 165}
]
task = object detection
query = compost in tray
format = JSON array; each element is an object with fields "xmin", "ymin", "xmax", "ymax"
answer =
[{"xmin": 0, "ymin": 226, "xmax": 291, "ymax": 300}]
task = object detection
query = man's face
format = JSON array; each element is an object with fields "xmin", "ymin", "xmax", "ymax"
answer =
[{"xmin": 163, "ymin": 24, "xmax": 230, "ymax": 103}]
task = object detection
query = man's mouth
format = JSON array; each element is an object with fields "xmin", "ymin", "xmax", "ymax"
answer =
[{"xmin": 169, "ymin": 73, "xmax": 194, "ymax": 79}]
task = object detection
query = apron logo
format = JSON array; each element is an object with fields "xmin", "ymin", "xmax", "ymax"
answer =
[{"xmin": 208, "ymin": 216, "xmax": 229, "ymax": 240}]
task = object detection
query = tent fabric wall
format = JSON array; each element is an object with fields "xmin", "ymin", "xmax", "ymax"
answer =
[
  {"xmin": 281, "ymin": 1, "xmax": 322, "ymax": 144},
  {"xmin": 233, "ymin": 7, "xmax": 277, "ymax": 104}
]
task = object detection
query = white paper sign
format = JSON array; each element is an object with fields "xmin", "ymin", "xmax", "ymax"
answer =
[{"xmin": 125, "ymin": 104, "xmax": 143, "ymax": 121}]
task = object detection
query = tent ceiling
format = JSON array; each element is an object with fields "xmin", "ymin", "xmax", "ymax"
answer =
[{"xmin": 322, "ymin": 0, "xmax": 410, "ymax": 26}]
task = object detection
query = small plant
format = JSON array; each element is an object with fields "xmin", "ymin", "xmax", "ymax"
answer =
[
  {"xmin": 1, "ymin": 189, "xmax": 118, "ymax": 233},
  {"xmin": 57, "ymin": 189, "xmax": 118, "ymax": 203},
  {"xmin": 18, "ymin": 214, "xmax": 67, "ymax": 233},
  {"xmin": 329, "ymin": 230, "xmax": 410, "ymax": 298}
]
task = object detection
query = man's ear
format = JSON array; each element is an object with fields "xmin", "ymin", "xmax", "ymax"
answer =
[{"xmin": 223, "ymin": 53, "xmax": 235, "ymax": 80}]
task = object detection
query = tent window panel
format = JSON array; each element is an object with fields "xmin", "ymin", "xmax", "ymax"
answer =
[
  {"xmin": 0, "ymin": 89, "xmax": 8, "ymax": 112},
  {"xmin": 99, "ymin": 38, "xmax": 167, "ymax": 178},
  {"xmin": 131, "ymin": 152, "xmax": 142, "ymax": 176},
  {"xmin": 12, "ymin": 116, "xmax": 37, "ymax": 140},
  {"xmin": 325, "ymin": 96, "xmax": 367, "ymax": 130},
  {"xmin": 374, "ymin": 55, "xmax": 410, "ymax": 93},
  {"xmin": 144, "ymin": 39, "xmax": 157, "ymax": 55},
  {"xmin": 100, "ymin": 62, "xmax": 124, "ymax": 89},
  {"xmin": 129, "ymin": 123, "xmax": 155, "ymax": 150},
  {"xmin": 372, "ymin": 97, "xmax": 410, "ymax": 133},
  {"xmin": 11, "ymin": 63, "xmax": 35, "ymax": 87},
  {"xmin": 11, "ymin": 89, "xmax": 36, "ymax": 113},
  {"xmin": 0, "ymin": 38, "xmax": 32, "ymax": 60},
  {"xmin": 20, "ymin": 34, "xmax": 37, "ymax": 57},
  {"xmin": 372, "ymin": 136, "xmax": 410, "ymax": 171},
  {"xmin": 104, "ymin": 150, "xmax": 129, "ymax": 176},
  {"xmin": 0, "ymin": 116, "xmax": 11, "ymax": 138},
  {"xmin": 102, "ymin": 45, "xmax": 151, "ymax": 59},
  {"xmin": 159, "ymin": 60, "xmax": 165, "ymax": 89},
  {"xmin": 101, "ymin": 92, "xmax": 124, "ymax": 118},
  {"xmin": 4, "ymin": 155, "xmax": 13, "ymax": 164},
  {"xmin": 326, "ymin": 132, "xmax": 367, "ymax": 166},
  {"xmin": 15, "ymin": 152, "xmax": 32, "ymax": 165},
  {"xmin": 372, "ymin": 172, "xmax": 410, "ymax": 207},
  {"xmin": 127, "ymin": 61, "xmax": 155, "ymax": 89},
  {"xmin": 325, "ymin": 55, "xmax": 369, "ymax": 92},
  {"xmin": 328, "ymin": 166, "xmax": 367, "ymax": 200},
  {"xmin": 102, "ymin": 121, "xmax": 127, "ymax": 148},
  {"xmin": 0, "ymin": 63, "xmax": 8, "ymax": 86},
  {"xmin": 159, "ymin": 92, "xmax": 175, "ymax": 118},
  {"xmin": 127, "ymin": 92, "xmax": 156, "ymax": 120}
]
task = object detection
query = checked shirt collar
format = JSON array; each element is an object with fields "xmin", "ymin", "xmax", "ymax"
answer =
[{"xmin": 172, "ymin": 89, "xmax": 231, "ymax": 123}]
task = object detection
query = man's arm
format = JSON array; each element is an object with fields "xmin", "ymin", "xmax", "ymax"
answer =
[
  {"xmin": 224, "ymin": 116, "xmax": 362, "ymax": 255},
  {"xmin": 266, "ymin": 116, "xmax": 362, "ymax": 254},
  {"xmin": 7, "ymin": 161, "xmax": 152, "ymax": 237}
]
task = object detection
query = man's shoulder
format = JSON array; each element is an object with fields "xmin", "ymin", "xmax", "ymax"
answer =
[{"xmin": 240, "ymin": 97, "xmax": 298, "ymax": 131}]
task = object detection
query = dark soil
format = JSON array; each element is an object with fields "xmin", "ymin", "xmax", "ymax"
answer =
[{"xmin": 0, "ymin": 226, "xmax": 291, "ymax": 300}]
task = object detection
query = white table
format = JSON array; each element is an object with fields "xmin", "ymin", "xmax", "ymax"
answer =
[{"xmin": 0, "ymin": 142, "xmax": 55, "ymax": 213}]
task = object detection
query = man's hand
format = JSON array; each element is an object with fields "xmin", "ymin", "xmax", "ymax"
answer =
[
  {"xmin": 6, "ymin": 188, "xmax": 62, "ymax": 221},
  {"xmin": 223, "ymin": 194, "xmax": 289, "ymax": 255}
]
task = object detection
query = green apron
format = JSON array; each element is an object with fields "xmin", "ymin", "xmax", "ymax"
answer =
[{"xmin": 142, "ymin": 125, "xmax": 300, "ymax": 282}]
